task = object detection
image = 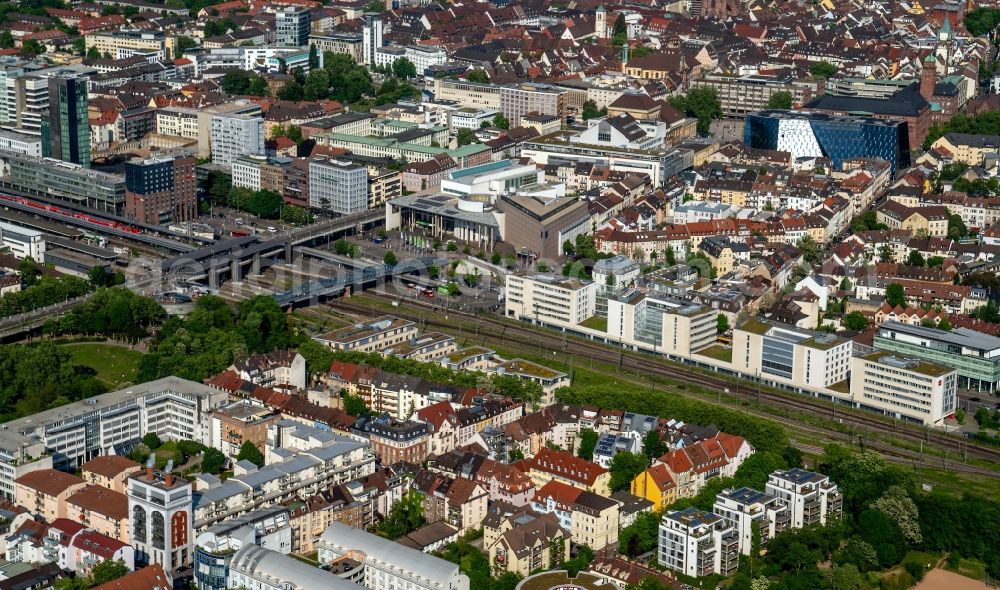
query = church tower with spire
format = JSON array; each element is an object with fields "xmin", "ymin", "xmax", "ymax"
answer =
[{"xmin": 595, "ymin": 4, "xmax": 607, "ymax": 39}]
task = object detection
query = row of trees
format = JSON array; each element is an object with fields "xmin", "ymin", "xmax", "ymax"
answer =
[
  {"xmin": 0, "ymin": 341, "xmax": 108, "ymax": 421},
  {"xmin": 0, "ymin": 272, "xmax": 91, "ymax": 320},
  {"xmin": 43, "ymin": 287, "xmax": 165, "ymax": 341}
]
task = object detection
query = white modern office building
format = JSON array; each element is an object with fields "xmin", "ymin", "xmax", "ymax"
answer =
[
  {"xmin": 440, "ymin": 160, "xmax": 547, "ymax": 198},
  {"xmin": 658, "ymin": 507, "xmax": 739, "ymax": 577},
  {"xmin": 713, "ymin": 487, "xmax": 790, "ymax": 555},
  {"xmin": 210, "ymin": 113, "xmax": 265, "ymax": 167},
  {"xmin": 505, "ymin": 272, "xmax": 597, "ymax": 328},
  {"xmin": 850, "ymin": 352, "xmax": 957, "ymax": 425},
  {"xmin": 308, "ymin": 157, "xmax": 369, "ymax": 214},
  {"xmin": 607, "ymin": 291, "xmax": 716, "ymax": 357},
  {"xmin": 0, "ymin": 220, "xmax": 45, "ymax": 260},
  {"xmin": 0, "ymin": 377, "xmax": 229, "ymax": 501},
  {"xmin": 765, "ymin": 469, "xmax": 842, "ymax": 528},
  {"xmin": 318, "ymin": 521, "xmax": 470, "ymax": 590},
  {"xmin": 0, "ymin": 129, "xmax": 41, "ymax": 156},
  {"xmin": 732, "ymin": 318, "xmax": 853, "ymax": 392},
  {"xmin": 451, "ymin": 107, "xmax": 500, "ymax": 130},
  {"xmin": 374, "ymin": 45, "xmax": 448, "ymax": 76}
]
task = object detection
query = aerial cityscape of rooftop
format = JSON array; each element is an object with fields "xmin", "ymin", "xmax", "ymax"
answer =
[{"xmin": 0, "ymin": 0, "xmax": 999, "ymax": 589}]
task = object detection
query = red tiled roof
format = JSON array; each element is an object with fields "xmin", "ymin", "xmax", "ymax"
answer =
[
  {"xmin": 529, "ymin": 447, "xmax": 607, "ymax": 486},
  {"xmin": 534, "ymin": 479, "xmax": 583, "ymax": 508},
  {"xmin": 66, "ymin": 486, "xmax": 129, "ymax": 521},
  {"xmin": 15, "ymin": 469, "xmax": 86, "ymax": 497},
  {"xmin": 81, "ymin": 456, "xmax": 140, "ymax": 479},
  {"xmin": 71, "ymin": 529, "xmax": 127, "ymax": 558},
  {"xmin": 91, "ymin": 564, "xmax": 169, "ymax": 590}
]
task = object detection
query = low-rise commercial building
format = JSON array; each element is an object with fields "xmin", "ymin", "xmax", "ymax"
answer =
[
  {"xmin": 0, "ymin": 220, "xmax": 45, "ymax": 260},
  {"xmin": 0, "ymin": 153, "xmax": 125, "ymax": 213}
]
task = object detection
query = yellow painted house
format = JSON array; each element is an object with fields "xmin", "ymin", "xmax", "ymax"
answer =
[{"xmin": 630, "ymin": 464, "xmax": 677, "ymax": 510}]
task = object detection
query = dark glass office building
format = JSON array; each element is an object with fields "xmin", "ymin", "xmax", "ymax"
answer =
[
  {"xmin": 41, "ymin": 76, "xmax": 90, "ymax": 167},
  {"xmin": 743, "ymin": 110, "xmax": 910, "ymax": 175}
]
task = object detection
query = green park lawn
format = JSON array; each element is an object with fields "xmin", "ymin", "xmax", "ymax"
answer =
[{"xmin": 63, "ymin": 342, "xmax": 144, "ymax": 389}]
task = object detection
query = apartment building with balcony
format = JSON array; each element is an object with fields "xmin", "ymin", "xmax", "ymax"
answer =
[
  {"xmin": 81, "ymin": 456, "xmax": 141, "ymax": 494},
  {"xmin": 65, "ymin": 485, "xmax": 129, "ymax": 542},
  {"xmin": 194, "ymin": 424, "xmax": 375, "ymax": 530},
  {"xmin": 765, "ymin": 469, "xmax": 842, "ymax": 528},
  {"xmin": 713, "ymin": 487, "xmax": 790, "ymax": 555},
  {"xmin": 525, "ymin": 447, "xmax": 610, "ymax": 497},
  {"xmin": 14, "ymin": 469, "xmax": 87, "ymax": 522},
  {"xmin": 194, "ymin": 507, "xmax": 293, "ymax": 590},
  {"xmin": 484, "ymin": 511, "xmax": 569, "ymax": 576},
  {"xmin": 658, "ymin": 507, "xmax": 739, "ymax": 577},
  {"xmin": 531, "ymin": 480, "xmax": 620, "ymax": 549},
  {"xmin": 210, "ymin": 401, "xmax": 282, "ymax": 460}
]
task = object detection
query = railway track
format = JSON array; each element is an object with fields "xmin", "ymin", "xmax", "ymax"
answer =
[{"xmin": 330, "ymin": 293, "xmax": 1000, "ymax": 474}]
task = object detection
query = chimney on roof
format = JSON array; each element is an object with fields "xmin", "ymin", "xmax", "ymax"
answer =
[
  {"xmin": 145, "ymin": 454, "xmax": 155, "ymax": 481},
  {"xmin": 164, "ymin": 459, "xmax": 174, "ymax": 487}
]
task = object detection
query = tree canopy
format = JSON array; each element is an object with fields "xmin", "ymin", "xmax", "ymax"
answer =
[
  {"xmin": 668, "ymin": 88, "xmax": 722, "ymax": 135},
  {"xmin": 766, "ymin": 91, "xmax": 793, "ymax": 110},
  {"xmin": 809, "ymin": 60, "xmax": 838, "ymax": 79}
]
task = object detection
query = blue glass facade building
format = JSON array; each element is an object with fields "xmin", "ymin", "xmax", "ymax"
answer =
[
  {"xmin": 743, "ymin": 110, "xmax": 910, "ymax": 175},
  {"xmin": 193, "ymin": 546, "xmax": 231, "ymax": 590}
]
